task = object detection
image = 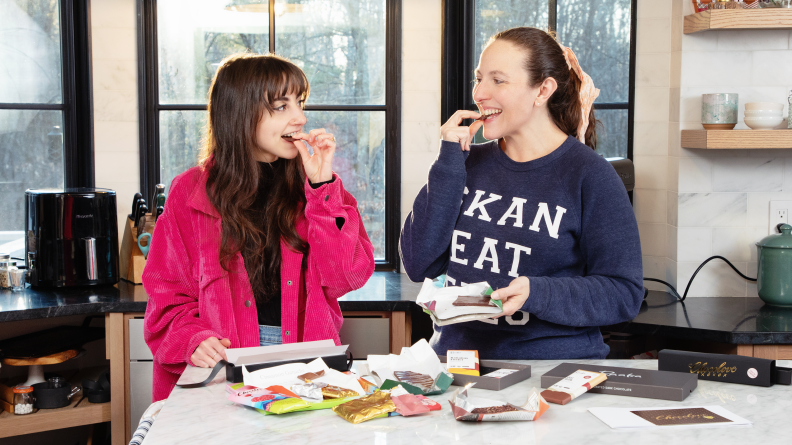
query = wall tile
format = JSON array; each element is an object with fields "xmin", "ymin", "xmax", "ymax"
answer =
[
  {"xmin": 665, "ymin": 256, "xmax": 678, "ymax": 288},
  {"xmin": 677, "ymin": 156, "xmax": 711, "ymax": 192},
  {"xmin": 670, "ymin": 11, "xmax": 682, "ymax": 53},
  {"xmin": 93, "ymin": 90, "xmax": 138, "ymax": 122},
  {"xmin": 668, "ymin": 122, "xmax": 681, "ymax": 158},
  {"xmin": 402, "ymin": 29, "xmax": 442, "ymax": 61},
  {"xmin": 677, "ymin": 260, "xmax": 747, "ymax": 297},
  {"xmin": 680, "ymin": 31, "xmax": 719, "ymax": 52},
  {"xmin": 746, "ymin": 227, "xmax": 768, "ymax": 262},
  {"xmin": 94, "ymin": 121, "xmax": 139, "ymax": 152},
  {"xmin": 634, "ymin": 188, "xmax": 667, "ymax": 223},
  {"xmin": 402, "ymin": 121, "xmax": 441, "ymax": 154},
  {"xmin": 92, "ymin": 27, "xmax": 136, "ymax": 60},
  {"xmin": 677, "ymin": 227, "xmax": 712, "ymax": 262},
  {"xmin": 95, "ymin": 151, "xmax": 139, "ymax": 184},
  {"xmin": 637, "ymin": 18, "xmax": 671, "ymax": 54},
  {"xmin": 91, "ymin": 0, "xmax": 136, "ymax": 29},
  {"xmin": 635, "ymin": 88, "xmax": 670, "ymax": 122},
  {"xmin": 403, "ymin": 58, "xmax": 441, "ymax": 92},
  {"xmin": 680, "ymin": 51, "xmax": 752, "ymax": 87},
  {"xmin": 636, "ymin": 53, "xmax": 671, "ymax": 88},
  {"xmin": 92, "ymin": 59, "xmax": 137, "ymax": 92},
  {"xmin": 638, "ymin": 0, "xmax": 672, "ymax": 18},
  {"xmin": 669, "ymin": 87, "xmax": 680, "ymax": 122},
  {"xmin": 403, "ymin": 0, "xmax": 442, "ymax": 30},
  {"xmin": 667, "ymin": 223, "xmax": 678, "ymax": 262},
  {"xmin": 718, "ymin": 30, "xmax": 790, "ymax": 52},
  {"xmin": 402, "ymin": 91, "xmax": 440, "ymax": 122},
  {"xmin": 634, "ymin": 155, "xmax": 668, "ymax": 190},
  {"xmin": 752, "ymin": 51, "xmax": 792, "ymax": 87},
  {"xmin": 634, "ymin": 122, "xmax": 669, "ymax": 156},
  {"xmin": 712, "ymin": 157, "xmax": 783, "ymax": 192},
  {"xmin": 643, "ymin": 255, "xmax": 667, "ymax": 291},
  {"xmin": 678, "ymin": 193, "xmax": 747, "ymax": 227},
  {"xmin": 400, "ymin": 151, "xmax": 437, "ymax": 184},
  {"xmin": 712, "ymin": 228, "xmax": 753, "ymax": 262},
  {"xmin": 667, "ymin": 191, "xmax": 679, "ymax": 226},
  {"xmin": 638, "ymin": 223, "xmax": 667, "ymax": 257},
  {"xmin": 667, "ymin": 155, "xmax": 679, "ymax": 193},
  {"xmin": 670, "ymin": 51, "xmax": 682, "ymax": 89},
  {"xmin": 746, "ymin": 192, "xmax": 792, "ymax": 228}
]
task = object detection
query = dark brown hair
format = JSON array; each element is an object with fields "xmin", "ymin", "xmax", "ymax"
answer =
[
  {"xmin": 489, "ymin": 27, "xmax": 598, "ymax": 149},
  {"xmin": 200, "ymin": 53, "xmax": 310, "ymax": 299}
]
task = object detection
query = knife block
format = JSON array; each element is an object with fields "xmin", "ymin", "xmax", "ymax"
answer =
[{"xmin": 119, "ymin": 214, "xmax": 154, "ymax": 285}]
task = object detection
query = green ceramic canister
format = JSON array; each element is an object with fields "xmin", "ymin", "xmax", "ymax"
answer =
[{"xmin": 756, "ymin": 224, "xmax": 792, "ymax": 307}]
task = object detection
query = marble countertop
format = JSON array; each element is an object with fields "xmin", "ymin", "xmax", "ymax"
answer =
[
  {"xmin": 613, "ymin": 291, "xmax": 792, "ymax": 344},
  {"xmin": 142, "ymin": 359, "xmax": 792, "ymax": 445},
  {"xmin": 0, "ymin": 272, "xmax": 422, "ymax": 322}
]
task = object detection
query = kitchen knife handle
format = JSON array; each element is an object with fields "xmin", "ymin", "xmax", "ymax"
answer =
[{"xmin": 129, "ymin": 193, "xmax": 142, "ymax": 220}]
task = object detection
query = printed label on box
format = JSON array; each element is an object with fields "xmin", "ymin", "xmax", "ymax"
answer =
[
  {"xmin": 482, "ymin": 369, "xmax": 518, "ymax": 379},
  {"xmin": 448, "ymin": 350, "xmax": 478, "ymax": 370}
]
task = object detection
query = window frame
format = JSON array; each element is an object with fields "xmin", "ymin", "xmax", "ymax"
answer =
[
  {"xmin": 0, "ymin": 0, "xmax": 95, "ymax": 189},
  {"xmin": 137, "ymin": 0, "xmax": 402, "ymax": 270},
  {"xmin": 441, "ymin": 0, "xmax": 637, "ymax": 161}
]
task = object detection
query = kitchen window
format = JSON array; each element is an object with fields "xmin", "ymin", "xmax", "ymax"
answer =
[
  {"xmin": 139, "ymin": 0, "xmax": 401, "ymax": 269},
  {"xmin": 0, "ymin": 0, "xmax": 94, "ymax": 261},
  {"xmin": 443, "ymin": 0, "xmax": 636, "ymax": 159}
]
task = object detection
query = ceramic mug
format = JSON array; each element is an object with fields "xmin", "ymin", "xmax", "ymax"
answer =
[
  {"xmin": 701, "ymin": 93, "xmax": 738, "ymax": 130},
  {"xmin": 138, "ymin": 232, "xmax": 152, "ymax": 258}
]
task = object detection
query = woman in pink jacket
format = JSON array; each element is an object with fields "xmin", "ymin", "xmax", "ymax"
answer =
[{"xmin": 142, "ymin": 53, "xmax": 375, "ymax": 401}]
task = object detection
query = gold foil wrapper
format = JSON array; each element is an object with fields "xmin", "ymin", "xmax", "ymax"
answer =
[
  {"xmin": 322, "ymin": 385, "xmax": 359, "ymax": 399},
  {"xmin": 332, "ymin": 391, "xmax": 396, "ymax": 424}
]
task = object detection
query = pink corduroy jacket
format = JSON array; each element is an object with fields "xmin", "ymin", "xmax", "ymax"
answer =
[{"xmin": 142, "ymin": 165, "xmax": 375, "ymax": 401}]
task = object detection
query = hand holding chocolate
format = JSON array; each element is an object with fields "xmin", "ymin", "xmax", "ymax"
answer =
[{"xmin": 416, "ymin": 279, "xmax": 509, "ymax": 326}]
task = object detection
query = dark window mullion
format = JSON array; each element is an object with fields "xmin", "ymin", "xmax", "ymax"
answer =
[
  {"xmin": 269, "ymin": 0, "xmax": 275, "ymax": 53},
  {"xmin": 0, "ymin": 104, "xmax": 65, "ymax": 110},
  {"xmin": 139, "ymin": 0, "xmax": 161, "ymax": 203},
  {"xmin": 593, "ymin": 103, "xmax": 630, "ymax": 110}
]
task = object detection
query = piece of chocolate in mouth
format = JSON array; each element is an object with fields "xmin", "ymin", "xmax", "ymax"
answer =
[
  {"xmin": 297, "ymin": 370, "xmax": 326, "ymax": 382},
  {"xmin": 452, "ymin": 295, "xmax": 493, "ymax": 307},
  {"xmin": 393, "ymin": 371, "xmax": 435, "ymax": 391},
  {"xmin": 471, "ymin": 404, "xmax": 519, "ymax": 414},
  {"xmin": 282, "ymin": 136, "xmax": 298, "ymax": 142}
]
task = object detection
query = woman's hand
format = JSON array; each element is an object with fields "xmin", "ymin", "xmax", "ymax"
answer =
[
  {"xmin": 491, "ymin": 277, "xmax": 530, "ymax": 317},
  {"xmin": 191, "ymin": 337, "xmax": 231, "ymax": 368},
  {"xmin": 292, "ymin": 128, "xmax": 336, "ymax": 184},
  {"xmin": 440, "ymin": 110, "xmax": 483, "ymax": 152}
]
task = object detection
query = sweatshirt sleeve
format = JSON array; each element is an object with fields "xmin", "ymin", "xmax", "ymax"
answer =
[
  {"xmin": 400, "ymin": 140, "xmax": 469, "ymax": 281},
  {"xmin": 303, "ymin": 173, "xmax": 375, "ymax": 300},
  {"xmin": 522, "ymin": 162, "xmax": 644, "ymax": 327},
  {"xmin": 143, "ymin": 175, "xmax": 222, "ymax": 371}
]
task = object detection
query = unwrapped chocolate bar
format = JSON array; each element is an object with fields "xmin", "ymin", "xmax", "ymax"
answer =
[
  {"xmin": 540, "ymin": 369, "xmax": 607, "ymax": 405},
  {"xmin": 394, "ymin": 371, "xmax": 435, "ymax": 392},
  {"xmin": 449, "ymin": 384, "xmax": 549, "ymax": 422},
  {"xmin": 452, "ymin": 295, "xmax": 493, "ymax": 307}
]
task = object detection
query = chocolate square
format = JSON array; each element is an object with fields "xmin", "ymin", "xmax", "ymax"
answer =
[{"xmin": 452, "ymin": 295, "xmax": 493, "ymax": 307}]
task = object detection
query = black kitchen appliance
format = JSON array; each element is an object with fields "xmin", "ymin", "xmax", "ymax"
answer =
[{"xmin": 25, "ymin": 188, "xmax": 119, "ymax": 287}]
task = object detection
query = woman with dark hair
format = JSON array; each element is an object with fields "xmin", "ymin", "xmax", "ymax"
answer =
[
  {"xmin": 143, "ymin": 53, "xmax": 375, "ymax": 401},
  {"xmin": 400, "ymin": 27, "xmax": 642, "ymax": 360}
]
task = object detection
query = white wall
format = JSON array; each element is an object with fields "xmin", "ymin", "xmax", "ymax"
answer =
[{"xmin": 91, "ymin": 0, "xmax": 139, "ymax": 238}]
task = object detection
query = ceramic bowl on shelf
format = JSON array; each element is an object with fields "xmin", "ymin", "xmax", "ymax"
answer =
[
  {"xmin": 745, "ymin": 110, "xmax": 784, "ymax": 118},
  {"xmin": 745, "ymin": 102, "xmax": 784, "ymax": 111},
  {"xmin": 702, "ymin": 123, "xmax": 737, "ymax": 130},
  {"xmin": 744, "ymin": 116, "xmax": 784, "ymax": 130}
]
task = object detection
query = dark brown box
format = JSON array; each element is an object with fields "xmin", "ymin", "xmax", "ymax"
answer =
[
  {"xmin": 541, "ymin": 362, "xmax": 697, "ymax": 402},
  {"xmin": 439, "ymin": 356, "xmax": 531, "ymax": 391},
  {"xmin": 658, "ymin": 349, "xmax": 781, "ymax": 387}
]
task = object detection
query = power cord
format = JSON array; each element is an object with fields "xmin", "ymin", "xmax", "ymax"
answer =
[{"xmin": 643, "ymin": 255, "xmax": 757, "ymax": 302}]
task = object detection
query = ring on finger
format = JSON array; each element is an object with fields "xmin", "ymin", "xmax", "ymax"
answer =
[{"xmin": 331, "ymin": 136, "xmax": 336, "ymax": 142}]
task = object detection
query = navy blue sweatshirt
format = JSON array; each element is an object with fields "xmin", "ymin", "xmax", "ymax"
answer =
[{"xmin": 400, "ymin": 137, "xmax": 643, "ymax": 360}]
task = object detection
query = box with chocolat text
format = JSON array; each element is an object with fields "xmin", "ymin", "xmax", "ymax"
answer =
[
  {"xmin": 541, "ymin": 362, "xmax": 697, "ymax": 401},
  {"xmin": 439, "ymin": 356, "xmax": 531, "ymax": 391},
  {"xmin": 658, "ymin": 349, "xmax": 792, "ymax": 387}
]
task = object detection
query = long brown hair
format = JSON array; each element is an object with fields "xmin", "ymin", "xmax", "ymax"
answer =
[
  {"xmin": 200, "ymin": 53, "xmax": 310, "ymax": 299},
  {"xmin": 489, "ymin": 27, "xmax": 598, "ymax": 149}
]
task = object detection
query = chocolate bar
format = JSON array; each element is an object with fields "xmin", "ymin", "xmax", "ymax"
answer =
[
  {"xmin": 297, "ymin": 370, "xmax": 325, "ymax": 382},
  {"xmin": 394, "ymin": 371, "xmax": 434, "ymax": 392},
  {"xmin": 539, "ymin": 390, "xmax": 572, "ymax": 405},
  {"xmin": 471, "ymin": 405, "xmax": 519, "ymax": 414},
  {"xmin": 452, "ymin": 295, "xmax": 493, "ymax": 307}
]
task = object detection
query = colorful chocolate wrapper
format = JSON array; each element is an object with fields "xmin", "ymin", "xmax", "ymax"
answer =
[
  {"xmin": 226, "ymin": 384, "xmax": 291, "ymax": 410},
  {"xmin": 262, "ymin": 397, "xmax": 352, "ymax": 415},
  {"xmin": 415, "ymin": 279, "xmax": 505, "ymax": 326},
  {"xmin": 332, "ymin": 391, "xmax": 396, "ymax": 424},
  {"xmin": 391, "ymin": 385, "xmax": 431, "ymax": 416},
  {"xmin": 449, "ymin": 384, "xmax": 549, "ymax": 422}
]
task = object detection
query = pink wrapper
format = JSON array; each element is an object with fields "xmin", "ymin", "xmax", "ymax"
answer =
[{"xmin": 392, "ymin": 393, "xmax": 431, "ymax": 416}]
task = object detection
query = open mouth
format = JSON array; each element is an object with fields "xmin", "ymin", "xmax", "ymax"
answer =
[
  {"xmin": 282, "ymin": 131, "xmax": 299, "ymax": 141},
  {"xmin": 477, "ymin": 108, "xmax": 502, "ymax": 121}
]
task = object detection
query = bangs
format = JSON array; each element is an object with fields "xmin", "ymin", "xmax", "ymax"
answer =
[{"xmin": 262, "ymin": 60, "xmax": 310, "ymax": 114}]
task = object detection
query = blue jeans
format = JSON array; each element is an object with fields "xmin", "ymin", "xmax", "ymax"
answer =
[{"xmin": 259, "ymin": 325, "xmax": 283, "ymax": 346}]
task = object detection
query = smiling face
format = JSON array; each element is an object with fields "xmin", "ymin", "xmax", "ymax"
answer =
[
  {"xmin": 472, "ymin": 39, "xmax": 541, "ymax": 141},
  {"xmin": 253, "ymin": 92, "xmax": 307, "ymax": 162}
]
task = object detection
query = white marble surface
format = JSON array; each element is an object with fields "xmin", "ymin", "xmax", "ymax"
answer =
[{"xmin": 143, "ymin": 360, "xmax": 792, "ymax": 445}]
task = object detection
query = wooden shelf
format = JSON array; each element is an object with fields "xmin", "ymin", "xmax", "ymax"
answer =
[
  {"xmin": 0, "ymin": 395, "xmax": 110, "ymax": 438},
  {"xmin": 684, "ymin": 9, "xmax": 792, "ymax": 34},
  {"xmin": 681, "ymin": 129, "xmax": 792, "ymax": 149}
]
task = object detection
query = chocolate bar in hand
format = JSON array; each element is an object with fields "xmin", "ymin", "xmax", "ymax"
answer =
[{"xmin": 452, "ymin": 296, "xmax": 493, "ymax": 307}]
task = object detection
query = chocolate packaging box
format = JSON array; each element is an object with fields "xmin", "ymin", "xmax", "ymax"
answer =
[
  {"xmin": 658, "ymin": 349, "xmax": 792, "ymax": 387},
  {"xmin": 541, "ymin": 362, "xmax": 698, "ymax": 402},
  {"xmin": 439, "ymin": 356, "xmax": 531, "ymax": 391}
]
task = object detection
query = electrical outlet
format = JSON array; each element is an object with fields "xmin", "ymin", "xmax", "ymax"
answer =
[{"xmin": 769, "ymin": 201, "xmax": 792, "ymax": 234}]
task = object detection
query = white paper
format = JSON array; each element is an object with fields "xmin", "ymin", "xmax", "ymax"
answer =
[
  {"xmin": 416, "ymin": 279, "xmax": 502, "ymax": 320},
  {"xmin": 364, "ymin": 339, "xmax": 449, "ymax": 386},
  {"xmin": 225, "ymin": 339, "xmax": 338, "ymax": 364},
  {"xmin": 588, "ymin": 406, "xmax": 752, "ymax": 430},
  {"xmin": 241, "ymin": 357, "xmax": 366, "ymax": 398}
]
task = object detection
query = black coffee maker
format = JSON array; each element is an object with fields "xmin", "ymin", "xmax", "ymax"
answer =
[{"xmin": 25, "ymin": 188, "xmax": 119, "ymax": 287}]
